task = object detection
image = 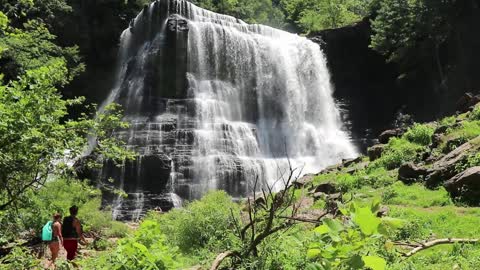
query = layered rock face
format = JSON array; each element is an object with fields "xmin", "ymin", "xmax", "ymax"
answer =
[{"xmin": 98, "ymin": 0, "xmax": 356, "ymax": 220}]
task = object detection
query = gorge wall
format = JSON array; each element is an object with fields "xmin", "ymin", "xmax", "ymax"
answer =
[
  {"xmin": 97, "ymin": 0, "xmax": 356, "ymax": 219},
  {"xmin": 310, "ymin": 0, "xmax": 480, "ymax": 150}
]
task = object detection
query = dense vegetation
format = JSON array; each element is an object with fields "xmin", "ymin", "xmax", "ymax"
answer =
[{"xmin": 0, "ymin": 0, "xmax": 478, "ymax": 269}]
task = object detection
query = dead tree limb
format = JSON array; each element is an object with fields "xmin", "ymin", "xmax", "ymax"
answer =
[
  {"xmin": 209, "ymin": 251, "xmax": 240, "ymax": 270},
  {"xmin": 398, "ymin": 238, "xmax": 479, "ymax": 257}
]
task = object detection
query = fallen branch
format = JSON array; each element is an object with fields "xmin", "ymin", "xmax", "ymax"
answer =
[
  {"xmin": 400, "ymin": 238, "xmax": 479, "ymax": 257},
  {"xmin": 210, "ymin": 251, "xmax": 239, "ymax": 270}
]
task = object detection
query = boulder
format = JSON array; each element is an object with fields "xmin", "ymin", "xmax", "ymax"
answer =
[
  {"xmin": 342, "ymin": 156, "xmax": 362, "ymax": 167},
  {"xmin": 444, "ymin": 166, "xmax": 480, "ymax": 204},
  {"xmin": 434, "ymin": 125, "xmax": 449, "ymax": 135},
  {"xmin": 398, "ymin": 162, "xmax": 428, "ymax": 183},
  {"xmin": 320, "ymin": 163, "xmax": 343, "ymax": 174},
  {"xmin": 293, "ymin": 174, "xmax": 315, "ymax": 188},
  {"xmin": 376, "ymin": 206, "xmax": 389, "ymax": 217},
  {"xmin": 345, "ymin": 161, "xmax": 369, "ymax": 175},
  {"xmin": 426, "ymin": 136, "xmax": 480, "ymax": 186},
  {"xmin": 313, "ymin": 192, "xmax": 327, "ymax": 201},
  {"xmin": 368, "ymin": 144, "xmax": 386, "ymax": 161},
  {"xmin": 456, "ymin": 92, "xmax": 480, "ymax": 113},
  {"xmin": 378, "ymin": 129, "xmax": 403, "ymax": 144},
  {"xmin": 431, "ymin": 133, "xmax": 443, "ymax": 148},
  {"xmin": 311, "ymin": 182, "xmax": 337, "ymax": 194}
]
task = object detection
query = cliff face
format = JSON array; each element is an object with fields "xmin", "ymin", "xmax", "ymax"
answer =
[
  {"xmin": 311, "ymin": 3, "xmax": 480, "ymax": 151},
  {"xmin": 55, "ymin": 0, "xmax": 144, "ymax": 104}
]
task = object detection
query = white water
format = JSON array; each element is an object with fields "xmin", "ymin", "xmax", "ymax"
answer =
[{"xmin": 102, "ymin": 0, "xmax": 357, "ymax": 218}]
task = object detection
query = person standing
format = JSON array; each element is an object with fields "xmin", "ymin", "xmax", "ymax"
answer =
[
  {"xmin": 62, "ymin": 205, "xmax": 87, "ymax": 261},
  {"xmin": 47, "ymin": 213, "xmax": 63, "ymax": 268}
]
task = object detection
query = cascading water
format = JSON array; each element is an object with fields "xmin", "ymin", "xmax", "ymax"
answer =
[{"xmin": 99, "ymin": 0, "xmax": 357, "ymax": 220}]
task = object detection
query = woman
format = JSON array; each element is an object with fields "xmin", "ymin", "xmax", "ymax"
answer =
[{"xmin": 48, "ymin": 213, "xmax": 63, "ymax": 268}]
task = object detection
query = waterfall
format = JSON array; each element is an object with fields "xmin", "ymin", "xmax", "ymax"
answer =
[{"xmin": 100, "ymin": 0, "xmax": 357, "ymax": 220}]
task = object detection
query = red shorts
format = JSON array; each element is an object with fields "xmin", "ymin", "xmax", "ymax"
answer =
[{"xmin": 63, "ymin": 239, "xmax": 78, "ymax": 260}]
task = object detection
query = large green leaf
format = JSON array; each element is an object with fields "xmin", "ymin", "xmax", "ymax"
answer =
[
  {"xmin": 324, "ymin": 218, "xmax": 344, "ymax": 232},
  {"xmin": 314, "ymin": 224, "xmax": 330, "ymax": 235},
  {"xmin": 362, "ymin": 255, "xmax": 386, "ymax": 270},
  {"xmin": 307, "ymin": 248, "xmax": 321, "ymax": 259},
  {"xmin": 353, "ymin": 207, "xmax": 381, "ymax": 236}
]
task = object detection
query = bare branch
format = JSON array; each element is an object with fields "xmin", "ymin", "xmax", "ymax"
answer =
[
  {"xmin": 210, "ymin": 251, "xmax": 240, "ymax": 270},
  {"xmin": 397, "ymin": 238, "xmax": 479, "ymax": 257}
]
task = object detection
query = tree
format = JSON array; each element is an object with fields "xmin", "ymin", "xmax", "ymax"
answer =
[
  {"xmin": 0, "ymin": 18, "xmax": 83, "ymax": 83},
  {"xmin": 0, "ymin": 12, "xmax": 134, "ymax": 211},
  {"xmin": 281, "ymin": 0, "xmax": 370, "ymax": 33},
  {"xmin": 370, "ymin": 0, "xmax": 457, "ymax": 81}
]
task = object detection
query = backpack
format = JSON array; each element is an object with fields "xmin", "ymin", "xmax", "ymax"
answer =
[{"xmin": 41, "ymin": 221, "xmax": 53, "ymax": 241}]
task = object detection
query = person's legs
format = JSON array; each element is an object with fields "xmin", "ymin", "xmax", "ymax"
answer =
[
  {"xmin": 63, "ymin": 239, "xmax": 78, "ymax": 260},
  {"xmin": 49, "ymin": 242, "xmax": 60, "ymax": 262}
]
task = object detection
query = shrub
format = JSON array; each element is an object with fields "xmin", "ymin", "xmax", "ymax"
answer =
[
  {"xmin": 0, "ymin": 178, "xmax": 128, "ymax": 241},
  {"xmin": 455, "ymin": 152, "xmax": 480, "ymax": 173},
  {"xmin": 0, "ymin": 247, "xmax": 40, "ymax": 269},
  {"xmin": 439, "ymin": 116, "xmax": 456, "ymax": 126},
  {"xmin": 158, "ymin": 191, "xmax": 241, "ymax": 255},
  {"xmin": 79, "ymin": 218, "xmax": 186, "ymax": 270},
  {"xmin": 360, "ymin": 167, "xmax": 397, "ymax": 188},
  {"xmin": 403, "ymin": 123, "xmax": 435, "ymax": 146},
  {"xmin": 373, "ymin": 138, "xmax": 424, "ymax": 170},
  {"xmin": 469, "ymin": 105, "xmax": 480, "ymax": 120}
]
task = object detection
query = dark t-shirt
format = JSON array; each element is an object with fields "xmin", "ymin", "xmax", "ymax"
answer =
[{"xmin": 62, "ymin": 216, "xmax": 78, "ymax": 238}]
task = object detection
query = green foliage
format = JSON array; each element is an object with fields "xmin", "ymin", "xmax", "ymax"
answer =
[
  {"xmin": 281, "ymin": 0, "xmax": 369, "ymax": 33},
  {"xmin": 439, "ymin": 120, "xmax": 480, "ymax": 152},
  {"xmin": 403, "ymin": 123, "xmax": 435, "ymax": 146},
  {"xmin": 158, "ymin": 191, "xmax": 241, "ymax": 255},
  {"xmin": 439, "ymin": 115, "xmax": 456, "ymax": 126},
  {"xmin": 370, "ymin": 0, "xmax": 456, "ymax": 63},
  {"xmin": 0, "ymin": 0, "xmax": 72, "ymax": 28},
  {"xmin": 0, "ymin": 178, "xmax": 129, "ymax": 241},
  {"xmin": 192, "ymin": 0, "xmax": 285, "ymax": 27},
  {"xmin": 0, "ymin": 43, "xmax": 133, "ymax": 211},
  {"xmin": 79, "ymin": 218, "xmax": 186, "ymax": 270},
  {"xmin": 372, "ymin": 138, "xmax": 425, "ymax": 170},
  {"xmin": 0, "ymin": 13, "xmax": 83, "ymax": 82},
  {"xmin": 381, "ymin": 182, "xmax": 453, "ymax": 207},
  {"xmin": 0, "ymin": 246, "xmax": 40, "ymax": 270},
  {"xmin": 455, "ymin": 152, "xmax": 480, "ymax": 173},
  {"xmin": 469, "ymin": 105, "xmax": 480, "ymax": 121},
  {"xmin": 307, "ymin": 201, "xmax": 402, "ymax": 269}
]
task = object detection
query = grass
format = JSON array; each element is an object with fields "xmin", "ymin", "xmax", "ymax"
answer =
[{"xmin": 382, "ymin": 182, "xmax": 453, "ymax": 208}]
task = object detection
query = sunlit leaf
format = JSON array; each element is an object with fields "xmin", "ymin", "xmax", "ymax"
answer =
[{"xmin": 362, "ymin": 255, "xmax": 386, "ymax": 270}]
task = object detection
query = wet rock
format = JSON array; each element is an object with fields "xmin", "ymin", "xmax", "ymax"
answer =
[
  {"xmin": 398, "ymin": 162, "xmax": 428, "ymax": 183},
  {"xmin": 379, "ymin": 128, "xmax": 403, "ymax": 144},
  {"xmin": 444, "ymin": 166, "xmax": 480, "ymax": 204},
  {"xmin": 368, "ymin": 144, "xmax": 386, "ymax": 161}
]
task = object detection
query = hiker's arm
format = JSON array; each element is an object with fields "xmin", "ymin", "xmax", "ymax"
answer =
[
  {"xmin": 73, "ymin": 219, "xmax": 86, "ymax": 243},
  {"xmin": 55, "ymin": 223, "xmax": 63, "ymax": 246}
]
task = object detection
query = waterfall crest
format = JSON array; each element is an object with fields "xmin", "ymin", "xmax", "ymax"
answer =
[{"xmin": 100, "ymin": 0, "xmax": 357, "ymax": 219}]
